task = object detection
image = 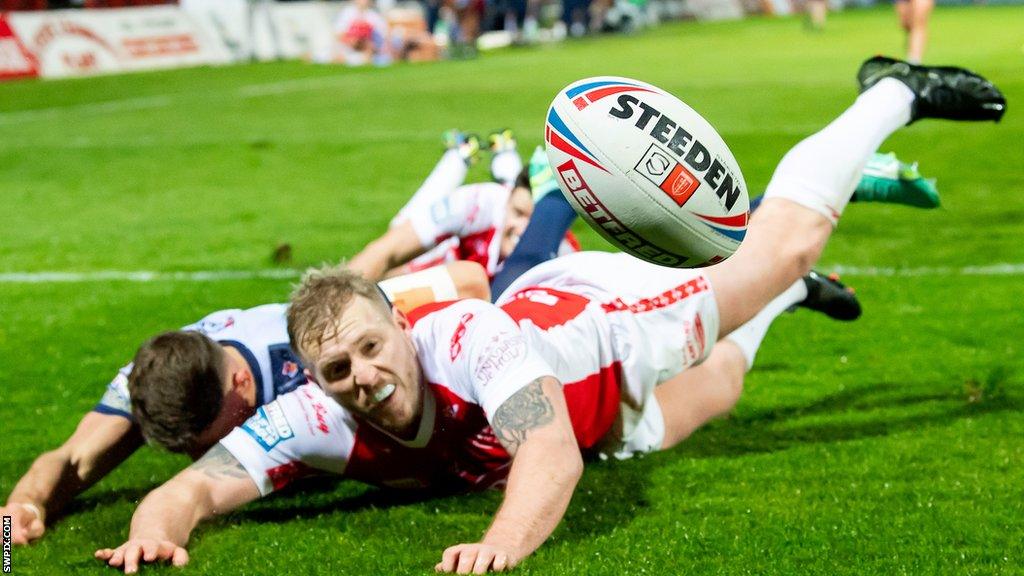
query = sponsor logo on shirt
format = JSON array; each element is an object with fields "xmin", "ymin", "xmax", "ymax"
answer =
[
  {"xmin": 195, "ymin": 316, "xmax": 234, "ymax": 335},
  {"xmin": 681, "ymin": 315, "xmax": 708, "ymax": 365},
  {"xmin": 269, "ymin": 344, "xmax": 306, "ymax": 397},
  {"xmin": 241, "ymin": 403, "xmax": 294, "ymax": 451},
  {"xmin": 473, "ymin": 333, "xmax": 526, "ymax": 387},
  {"xmin": 281, "ymin": 361, "xmax": 299, "ymax": 378}
]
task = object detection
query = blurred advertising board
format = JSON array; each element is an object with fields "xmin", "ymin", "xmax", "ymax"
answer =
[{"xmin": 6, "ymin": 5, "xmax": 231, "ymax": 78}]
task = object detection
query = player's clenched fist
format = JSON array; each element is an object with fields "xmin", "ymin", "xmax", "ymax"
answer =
[
  {"xmin": 0, "ymin": 504, "xmax": 45, "ymax": 544},
  {"xmin": 95, "ymin": 539, "xmax": 189, "ymax": 573},
  {"xmin": 436, "ymin": 543, "xmax": 518, "ymax": 574}
]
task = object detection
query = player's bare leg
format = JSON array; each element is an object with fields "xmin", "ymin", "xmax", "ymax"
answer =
[
  {"xmin": 897, "ymin": 0, "xmax": 934, "ymax": 64},
  {"xmin": 707, "ymin": 59, "xmax": 1005, "ymax": 338},
  {"xmin": 656, "ymin": 340, "xmax": 747, "ymax": 449}
]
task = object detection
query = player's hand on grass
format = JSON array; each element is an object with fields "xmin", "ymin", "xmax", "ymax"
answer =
[
  {"xmin": 0, "ymin": 503, "xmax": 45, "ymax": 545},
  {"xmin": 95, "ymin": 539, "xmax": 189, "ymax": 573},
  {"xmin": 436, "ymin": 543, "xmax": 518, "ymax": 574}
]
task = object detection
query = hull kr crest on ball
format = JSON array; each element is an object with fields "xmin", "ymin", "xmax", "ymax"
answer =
[{"xmin": 545, "ymin": 77, "xmax": 750, "ymax": 268}]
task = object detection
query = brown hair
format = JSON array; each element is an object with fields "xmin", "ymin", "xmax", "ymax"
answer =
[
  {"xmin": 128, "ymin": 330, "xmax": 226, "ymax": 453},
  {"xmin": 514, "ymin": 166, "xmax": 531, "ymax": 194},
  {"xmin": 287, "ymin": 264, "xmax": 391, "ymax": 364}
]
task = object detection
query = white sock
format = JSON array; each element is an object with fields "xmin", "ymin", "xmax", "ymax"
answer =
[
  {"xmin": 725, "ymin": 278, "xmax": 808, "ymax": 371},
  {"xmin": 763, "ymin": 78, "xmax": 915, "ymax": 224},
  {"xmin": 390, "ymin": 150, "xmax": 467, "ymax": 227},
  {"xmin": 491, "ymin": 150, "xmax": 523, "ymax": 188}
]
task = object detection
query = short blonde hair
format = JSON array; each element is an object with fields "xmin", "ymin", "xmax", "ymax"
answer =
[{"xmin": 287, "ymin": 264, "xmax": 392, "ymax": 363}]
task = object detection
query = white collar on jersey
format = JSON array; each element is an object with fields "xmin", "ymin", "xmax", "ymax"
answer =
[{"xmin": 374, "ymin": 378, "xmax": 435, "ymax": 449}]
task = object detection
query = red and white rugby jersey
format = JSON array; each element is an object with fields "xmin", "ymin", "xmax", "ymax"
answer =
[
  {"xmin": 220, "ymin": 252, "xmax": 718, "ymax": 495},
  {"xmin": 94, "ymin": 304, "xmax": 306, "ymax": 421},
  {"xmin": 405, "ymin": 182, "xmax": 580, "ymax": 279},
  {"xmin": 220, "ymin": 299, "xmax": 557, "ymax": 495}
]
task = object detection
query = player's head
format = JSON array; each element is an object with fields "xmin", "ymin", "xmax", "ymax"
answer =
[
  {"xmin": 128, "ymin": 331, "xmax": 257, "ymax": 458},
  {"xmin": 288, "ymin": 265, "xmax": 423, "ymax": 439},
  {"xmin": 501, "ymin": 168, "xmax": 535, "ymax": 259}
]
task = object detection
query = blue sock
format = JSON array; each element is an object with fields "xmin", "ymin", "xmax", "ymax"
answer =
[
  {"xmin": 749, "ymin": 194, "xmax": 764, "ymax": 212},
  {"xmin": 491, "ymin": 193, "xmax": 577, "ymax": 301}
]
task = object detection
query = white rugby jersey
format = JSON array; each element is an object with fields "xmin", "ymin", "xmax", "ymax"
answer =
[
  {"xmin": 94, "ymin": 304, "xmax": 306, "ymax": 420},
  {"xmin": 221, "ymin": 252, "xmax": 720, "ymax": 495},
  {"xmin": 405, "ymin": 182, "xmax": 579, "ymax": 279}
]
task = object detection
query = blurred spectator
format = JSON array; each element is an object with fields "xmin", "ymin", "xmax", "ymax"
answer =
[
  {"xmin": 806, "ymin": 0, "xmax": 827, "ymax": 29},
  {"xmin": 333, "ymin": 0, "xmax": 394, "ymax": 65},
  {"xmin": 387, "ymin": 3, "xmax": 440, "ymax": 61},
  {"xmin": 322, "ymin": 0, "xmax": 437, "ymax": 65},
  {"xmin": 484, "ymin": 0, "xmax": 527, "ymax": 37},
  {"xmin": 895, "ymin": 0, "xmax": 933, "ymax": 63},
  {"xmin": 599, "ymin": 0, "xmax": 646, "ymax": 33},
  {"xmin": 556, "ymin": 0, "xmax": 589, "ymax": 37},
  {"xmin": 435, "ymin": 0, "xmax": 484, "ymax": 57}
]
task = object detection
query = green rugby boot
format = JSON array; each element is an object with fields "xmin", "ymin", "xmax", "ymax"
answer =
[
  {"xmin": 528, "ymin": 145, "xmax": 561, "ymax": 202},
  {"xmin": 854, "ymin": 152, "xmax": 940, "ymax": 209}
]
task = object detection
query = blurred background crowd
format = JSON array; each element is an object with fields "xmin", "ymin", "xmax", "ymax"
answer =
[{"xmin": 0, "ymin": 0, "xmax": 1015, "ymax": 81}]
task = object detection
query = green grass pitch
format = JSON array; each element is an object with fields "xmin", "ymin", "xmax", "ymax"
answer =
[{"xmin": 2, "ymin": 5, "xmax": 1023, "ymax": 574}]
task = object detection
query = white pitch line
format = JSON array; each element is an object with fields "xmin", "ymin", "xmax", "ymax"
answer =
[
  {"xmin": 830, "ymin": 263, "xmax": 1024, "ymax": 277},
  {"xmin": 0, "ymin": 95, "xmax": 174, "ymax": 126},
  {"xmin": 1, "ymin": 263, "xmax": 1023, "ymax": 284}
]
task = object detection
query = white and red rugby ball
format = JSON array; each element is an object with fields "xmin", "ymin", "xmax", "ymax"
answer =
[{"xmin": 545, "ymin": 76, "xmax": 749, "ymax": 268}]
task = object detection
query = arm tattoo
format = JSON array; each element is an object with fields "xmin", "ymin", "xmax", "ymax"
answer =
[
  {"xmin": 189, "ymin": 444, "xmax": 249, "ymax": 480},
  {"xmin": 491, "ymin": 378, "xmax": 555, "ymax": 454}
]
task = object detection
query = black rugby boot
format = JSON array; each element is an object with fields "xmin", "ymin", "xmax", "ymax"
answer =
[{"xmin": 857, "ymin": 55, "xmax": 1006, "ymax": 124}]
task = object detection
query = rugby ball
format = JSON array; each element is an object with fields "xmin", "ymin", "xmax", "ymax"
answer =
[{"xmin": 545, "ymin": 76, "xmax": 749, "ymax": 268}]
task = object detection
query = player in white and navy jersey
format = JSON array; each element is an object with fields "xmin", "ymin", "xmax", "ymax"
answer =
[
  {"xmin": 0, "ymin": 262, "xmax": 488, "ymax": 546},
  {"xmin": 97, "ymin": 58, "xmax": 1005, "ymax": 574},
  {"xmin": 95, "ymin": 304, "xmax": 302, "ymax": 425}
]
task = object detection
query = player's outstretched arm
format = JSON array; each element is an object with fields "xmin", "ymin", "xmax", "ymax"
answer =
[
  {"xmin": 95, "ymin": 444, "xmax": 260, "ymax": 574},
  {"xmin": 378, "ymin": 261, "xmax": 491, "ymax": 314},
  {"xmin": 1, "ymin": 411, "xmax": 143, "ymax": 545},
  {"xmin": 436, "ymin": 376, "xmax": 583, "ymax": 574},
  {"xmin": 348, "ymin": 221, "xmax": 429, "ymax": 281}
]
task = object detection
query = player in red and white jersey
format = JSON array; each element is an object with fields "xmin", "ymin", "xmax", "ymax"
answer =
[
  {"xmin": 349, "ymin": 130, "xmax": 579, "ymax": 282},
  {"xmin": 0, "ymin": 262, "xmax": 488, "ymax": 547},
  {"xmin": 213, "ymin": 252, "xmax": 726, "ymax": 492}
]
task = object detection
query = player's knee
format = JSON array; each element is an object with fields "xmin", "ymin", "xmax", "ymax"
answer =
[{"xmin": 777, "ymin": 237, "xmax": 821, "ymax": 281}]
